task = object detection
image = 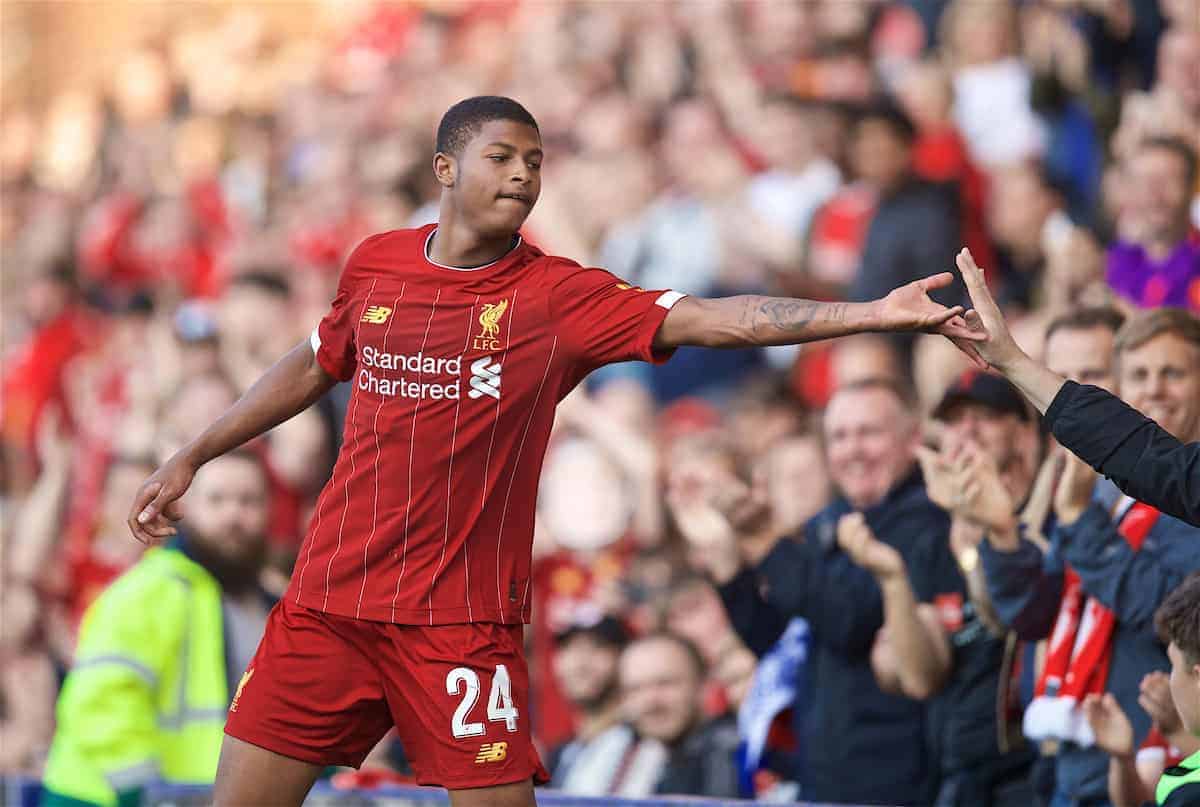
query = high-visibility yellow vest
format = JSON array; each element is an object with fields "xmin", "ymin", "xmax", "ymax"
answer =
[
  {"xmin": 41, "ymin": 547, "xmax": 230, "ymax": 807},
  {"xmin": 1158, "ymin": 748, "xmax": 1200, "ymax": 806}
]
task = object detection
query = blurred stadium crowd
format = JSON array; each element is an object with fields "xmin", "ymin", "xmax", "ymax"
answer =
[{"xmin": 2, "ymin": 0, "xmax": 1200, "ymax": 804}]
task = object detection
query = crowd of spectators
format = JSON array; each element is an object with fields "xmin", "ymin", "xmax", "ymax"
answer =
[{"xmin": 2, "ymin": 0, "xmax": 1199, "ymax": 804}]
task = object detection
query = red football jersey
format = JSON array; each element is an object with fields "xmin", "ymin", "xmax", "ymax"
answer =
[{"xmin": 288, "ymin": 225, "xmax": 683, "ymax": 625}]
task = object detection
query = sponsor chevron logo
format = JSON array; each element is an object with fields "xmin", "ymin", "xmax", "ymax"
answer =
[{"xmin": 468, "ymin": 356, "xmax": 501, "ymax": 400}]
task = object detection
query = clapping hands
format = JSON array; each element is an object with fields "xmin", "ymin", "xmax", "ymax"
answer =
[{"xmin": 917, "ymin": 439, "xmax": 1017, "ymax": 536}]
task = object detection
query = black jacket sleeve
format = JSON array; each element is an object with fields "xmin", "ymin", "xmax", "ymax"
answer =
[
  {"xmin": 1045, "ymin": 381, "xmax": 1200, "ymax": 526},
  {"xmin": 717, "ymin": 567, "xmax": 791, "ymax": 659}
]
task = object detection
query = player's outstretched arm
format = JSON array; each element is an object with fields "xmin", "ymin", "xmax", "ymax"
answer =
[
  {"xmin": 127, "ymin": 338, "xmax": 337, "ymax": 544},
  {"xmin": 653, "ymin": 272, "xmax": 985, "ymax": 362}
]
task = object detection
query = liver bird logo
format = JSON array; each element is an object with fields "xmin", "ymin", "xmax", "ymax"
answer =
[
  {"xmin": 230, "ymin": 668, "xmax": 253, "ymax": 712},
  {"xmin": 478, "ymin": 300, "xmax": 508, "ymax": 338}
]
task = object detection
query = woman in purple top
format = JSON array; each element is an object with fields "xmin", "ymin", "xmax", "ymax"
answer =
[{"xmin": 1107, "ymin": 238, "xmax": 1200, "ymax": 312}]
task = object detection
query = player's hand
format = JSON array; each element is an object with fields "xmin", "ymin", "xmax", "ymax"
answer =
[
  {"xmin": 128, "ymin": 454, "xmax": 196, "ymax": 544},
  {"xmin": 954, "ymin": 249, "xmax": 1027, "ymax": 371},
  {"xmin": 1139, "ymin": 671, "xmax": 1184, "ymax": 736},
  {"xmin": 1082, "ymin": 692, "xmax": 1135, "ymax": 758},
  {"xmin": 837, "ymin": 513, "xmax": 905, "ymax": 580},
  {"xmin": 877, "ymin": 273, "xmax": 987, "ymax": 369}
]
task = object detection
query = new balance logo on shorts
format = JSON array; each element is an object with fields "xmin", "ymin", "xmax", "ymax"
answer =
[
  {"xmin": 468, "ymin": 356, "xmax": 501, "ymax": 400},
  {"xmin": 474, "ymin": 742, "xmax": 508, "ymax": 764}
]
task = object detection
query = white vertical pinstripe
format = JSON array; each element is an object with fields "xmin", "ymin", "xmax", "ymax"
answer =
[
  {"xmin": 476, "ymin": 291, "xmax": 519, "ymax": 618},
  {"xmin": 494, "ymin": 336, "xmax": 557, "ymax": 621},
  {"xmin": 321, "ymin": 278, "xmax": 379, "ymax": 612},
  {"xmin": 354, "ymin": 283, "xmax": 406, "ymax": 618},
  {"xmin": 390, "ymin": 288, "xmax": 442, "ymax": 622},
  {"xmin": 294, "ymin": 483, "xmax": 327, "ymax": 606},
  {"xmin": 427, "ymin": 295, "xmax": 480, "ymax": 624},
  {"xmin": 521, "ymin": 575, "xmax": 533, "ymax": 615}
]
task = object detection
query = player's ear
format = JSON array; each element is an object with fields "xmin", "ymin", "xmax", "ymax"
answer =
[{"xmin": 434, "ymin": 152, "xmax": 456, "ymax": 189}]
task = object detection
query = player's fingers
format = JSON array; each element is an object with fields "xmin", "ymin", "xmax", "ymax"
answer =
[
  {"xmin": 134, "ymin": 482, "xmax": 166, "ymax": 525},
  {"xmin": 163, "ymin": 499, "xmax": 184, "ymax": 522},
  {"xmin": 963, "ymin": 309, "xmax": 987, "ymax": 333},
  {"xmin": 130, "ymin": 481, "xmax": 161, "ymax": 525},
  {"xmin": 938, "ymin": 318, "xmax": 989, "ymax": 341},
  {"xmin": 916, "ymin": 272, "xmax": 955, "ymax": 292}
]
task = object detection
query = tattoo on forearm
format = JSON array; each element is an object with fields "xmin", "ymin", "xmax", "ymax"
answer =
[{"xmin": 750, "ymin": 297, "xmax": 848, "ymax": 337}]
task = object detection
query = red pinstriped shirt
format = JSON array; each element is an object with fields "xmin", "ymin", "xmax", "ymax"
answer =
[{"xmin": 289, "ymin": 224, "xmax": 683, "ymax": 625}]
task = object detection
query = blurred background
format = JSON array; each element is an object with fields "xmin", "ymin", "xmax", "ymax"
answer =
[{"xmin": 1, "ymin": 0, "xmax": 1198, "ymax": 804}]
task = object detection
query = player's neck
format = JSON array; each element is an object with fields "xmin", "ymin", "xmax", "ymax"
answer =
[{"xmin": 429, "ymin": 215, "xmax": 518, "ymax": 269}]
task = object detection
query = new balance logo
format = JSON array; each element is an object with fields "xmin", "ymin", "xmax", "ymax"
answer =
[
  {"xmin": 468, "ymin": 357, "xmax": 501, "ymax": 400},
  {"xmin": 475, "ymin": 742, "xmax": 508, "ymax": 764},
  {"xmin": 361, "ymin": 305, "xmax": 392, "ymax": 324}
]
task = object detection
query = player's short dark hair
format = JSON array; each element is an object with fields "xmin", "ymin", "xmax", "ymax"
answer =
[
  {"xmin": 1141, "ymin": 136, "xmax": 1199, "ymax": 190},
  {"xmin": 855, "ymin": 98, "xmax": 917, "ymax": 144},
  {"xmin": 230, "ymin": 270, "xmax": 291, "ymax": 299},
  {"xmin": 1156, "ymin": 572, "xmax": 1200, "ymax": 666},
  {"xmin": 436, "ymin": 96, "xmax": 539, "ymax": 157},
  {"xmin": 1044, "ymin": 307, "xmax": 1127, "ymax": 345}
]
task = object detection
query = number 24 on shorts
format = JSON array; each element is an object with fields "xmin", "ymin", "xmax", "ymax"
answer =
[{"xmin": 446, "ymin": 665, "xmax": 519, "ymax": 739}]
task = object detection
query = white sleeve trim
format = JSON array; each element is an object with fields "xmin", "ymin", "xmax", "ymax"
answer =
[
  {"xmin": 310, "ymin": 327, "xmax": 322, "ymax": 354},
  {"xmin": 655, "ymin": 290, "xmax": 686, "ymax": 310}
]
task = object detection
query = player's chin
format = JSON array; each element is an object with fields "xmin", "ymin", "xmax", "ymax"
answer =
[{"xmin": 488, "ymin": 200, "xmax": 533, "ymax": 230}]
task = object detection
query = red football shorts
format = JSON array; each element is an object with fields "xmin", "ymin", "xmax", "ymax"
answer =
[{"xmin": 224, "ymin": 598, "xmax": 549, "ymax": 790}]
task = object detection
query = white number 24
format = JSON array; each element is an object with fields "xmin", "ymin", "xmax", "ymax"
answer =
[{"xmin": 445, "ymin": 665, "xmax": 519, "ymax": 739}]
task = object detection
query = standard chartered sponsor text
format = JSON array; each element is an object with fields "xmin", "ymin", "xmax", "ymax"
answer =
[{"xmin": 358, "ymin": 345, "xmax": 463, "ymax": 400}]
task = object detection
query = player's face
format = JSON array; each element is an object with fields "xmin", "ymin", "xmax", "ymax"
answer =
[
  {"xmin": 823, "ymin": 388, "xmax": 918, "ymax": 510},
  {"xmin": 620, "ymin": 639, "xmax": 701, "ymax": 745},
  {"xmin": 449, "ymin": 119, "xmax": 542, "ymax": 237},
  {"xmin": 1045, "ymin": 326, "xmax": 1116, "ymax": 391},
  {"xmin": 553, "ymin": 635, "xmax": 621, "ymax": 711},
  {"xmin": 1167, "ymin": 641, "xmax": 1200, "ymax": 736},
  {"xmin": 184, "ymin": 456, "xmax": 269, "ymax": 567},
  {"xmin": 1117, "ymin": 332, "xmax": 1200, "ymax": 442}
]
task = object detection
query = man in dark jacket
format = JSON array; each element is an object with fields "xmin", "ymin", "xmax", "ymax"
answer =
[
  {"xmin": 954, "ymin": 249, "xmax": 1200, "ymax": 526},
  {"xmin": 838, "ymin": 374, "xmax": 1043, "ymax": 807},
  {"xmin": 702, "ymin": 379, "xmax": 959, "ymax": 805}
]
